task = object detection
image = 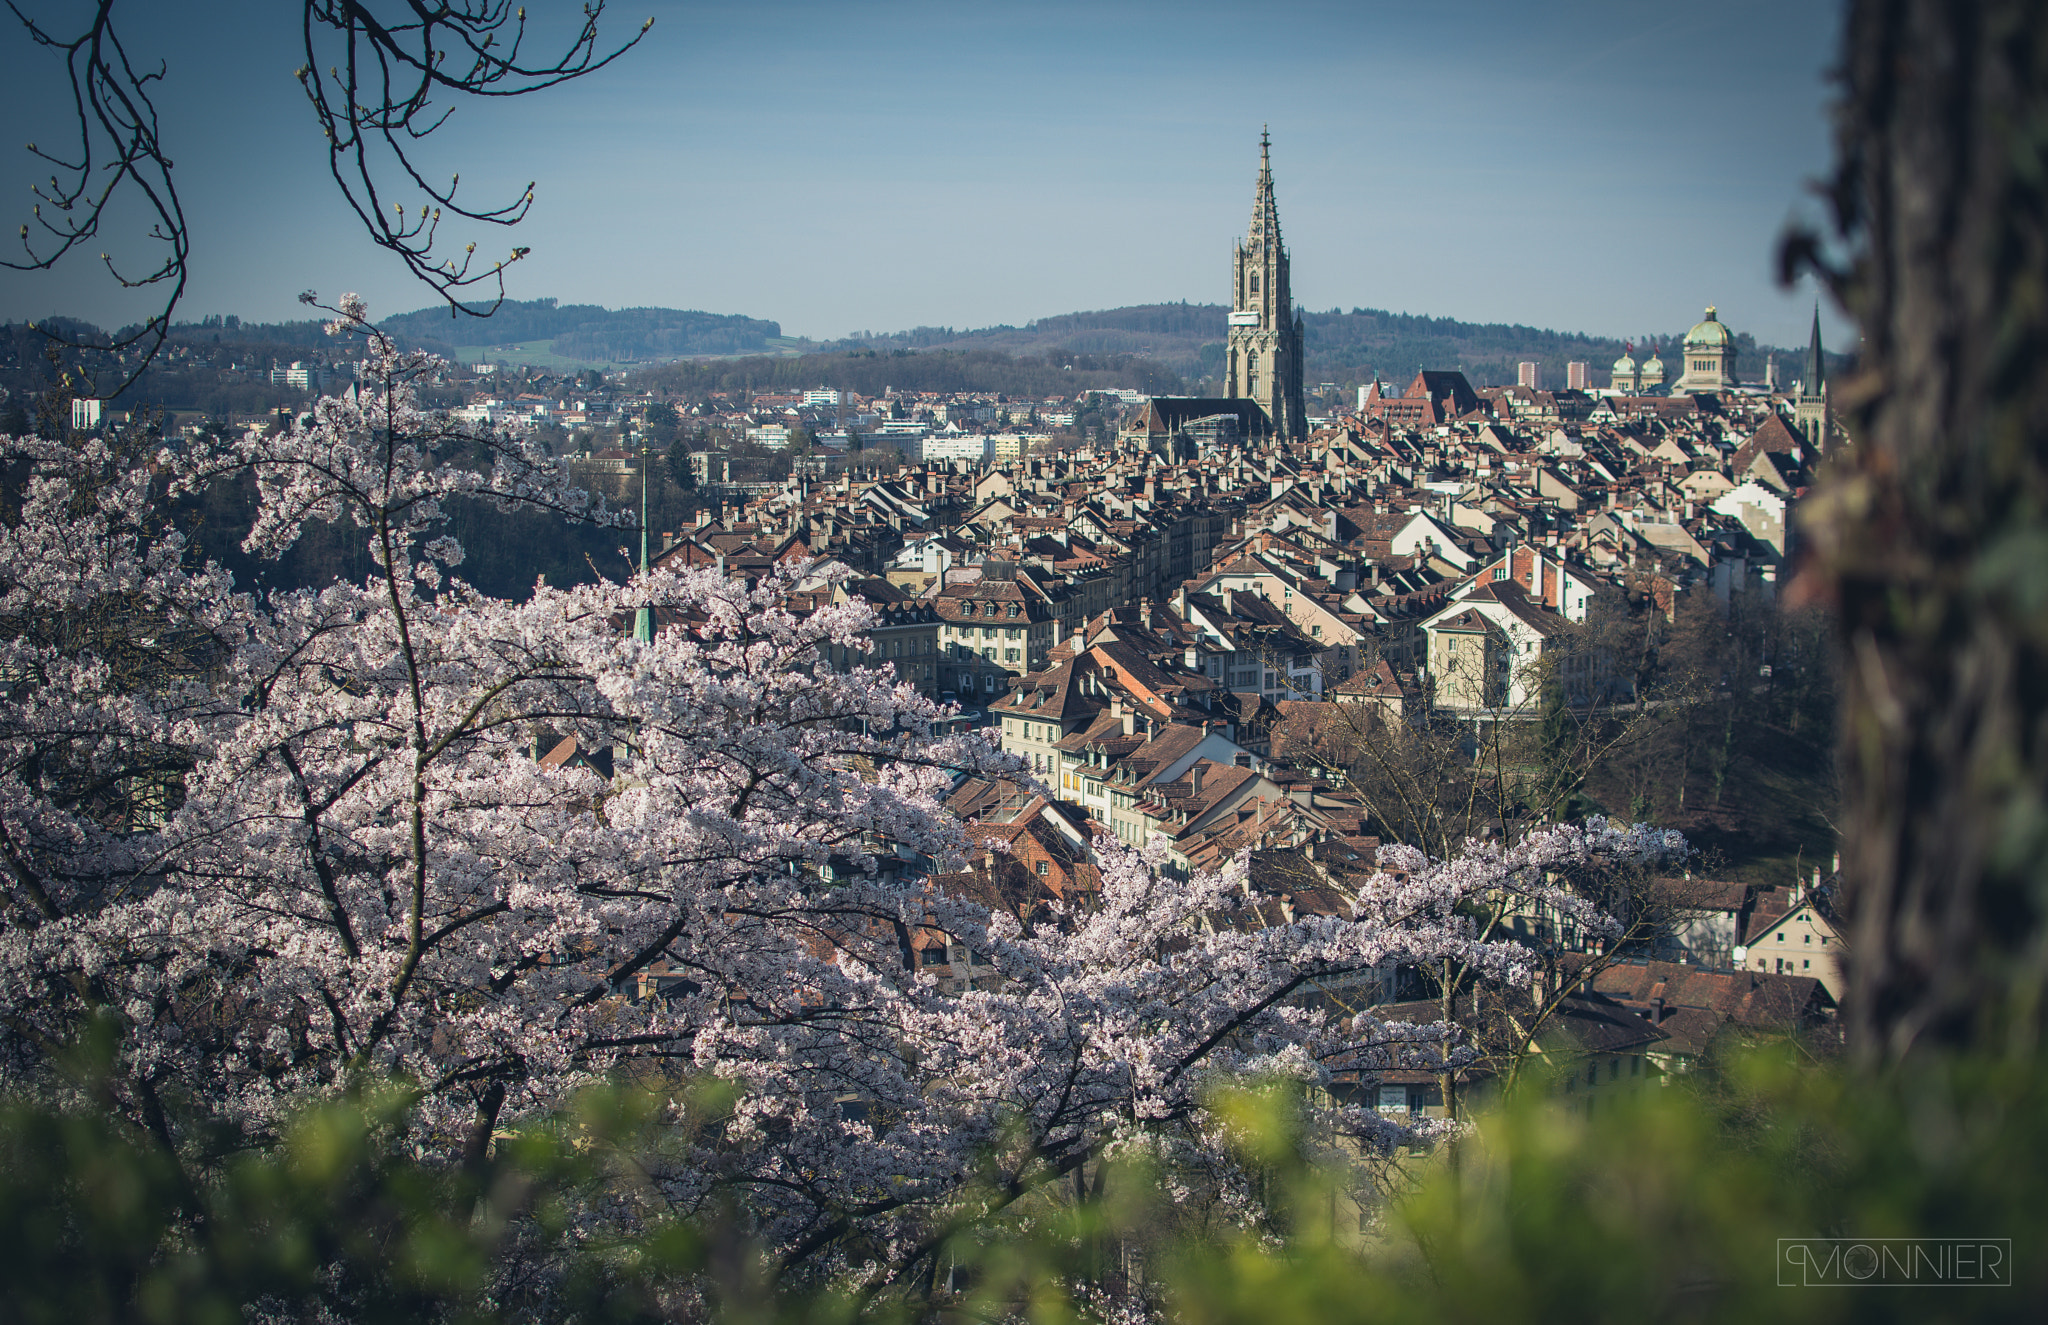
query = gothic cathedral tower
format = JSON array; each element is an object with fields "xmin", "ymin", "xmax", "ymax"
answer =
[{"xmin": 1226, "ymin": 129, "xmax": 1307, "ymax": 439}]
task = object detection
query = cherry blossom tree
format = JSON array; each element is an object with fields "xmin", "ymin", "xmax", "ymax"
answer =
[{"xmin": 0, "ymin": 301, "xmax": 1684, "ymax": 1307}]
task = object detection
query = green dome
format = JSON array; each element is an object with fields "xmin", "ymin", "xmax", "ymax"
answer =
[
  {"xmin": 1684, "ymin": 306, "xmax": 1734, "ymax": 348},
  {"xmin": 1611, "ymin": 352, "xmax": 1637, "ymax": 374}
]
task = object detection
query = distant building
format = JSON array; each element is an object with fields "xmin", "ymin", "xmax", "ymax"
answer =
[
  {"xmin": 1609, "ymin": 348, "xmax": 1639, "ymax": 395},
  {"xmin": 1517, "ymin": 361, "xmax": 1541, "ymax": 389},
  {"xmin": 1639, "ymin": 345, "xmax": 1668, "ymax": 393},
  {"xmin": 1224, "ymin": 130, "xmax": 1307, "ymax": 440},
  {"xmin": 269, "ymin": 360, "xmax": 321, "ymax": 391},
  {"xmin": 1122, "ymin": 398, "xmax": 1266, "ymax": 459},
  {"xmin": 1672, "ymin": 307, "xmax": 1739, "ymax": 394},
  {"xmin": 919, "ymin": 433, "xmax": 992, "ymax": 464},
  {"xmin": 70, "ymin": 397, "xmax": 101, "ymax": 431},
  {"xmin": 1566, "ymin": 361, "xmax": 1590, "ymax": 390},
  {"xmin": 1358, "ymin": 370, "xmax": 1482, "ymax": 428}
]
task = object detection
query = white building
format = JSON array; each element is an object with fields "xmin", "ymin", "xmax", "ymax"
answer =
[{"xmin": 918, "ymin": 433, "xmax": 992, "ymax": 464}]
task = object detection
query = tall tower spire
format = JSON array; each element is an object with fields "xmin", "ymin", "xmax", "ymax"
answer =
[
  {"xmin": 1795, "ymin": 302, "xmax": 1831, "ymax": 449},
  {"xmin": 1802, "ymin": 302, "xmax": 1826, "ymax": 397},
  {"xmin": 1251, "ymin": 125, "xmax": 1279, "ymax": 241},
  {"xmin": 1226, "ymin": 128, "xmax": 1305, "ymax": 440}
]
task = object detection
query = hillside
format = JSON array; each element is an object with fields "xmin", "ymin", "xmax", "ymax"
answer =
[
  {"xmin": 380, "ymin": 299, "xmax": 786, "ymax": 367},
  {"xmin": 628, "ymin": 347, "xmax": 1185, "ymax": 401},
  {"xmin": 841, "ymin": 303, "xmax": 1843, "ymax": 393},
  {"xmin": 8, "ymin": 298, "xmax": 1846, "ymax": 409}
]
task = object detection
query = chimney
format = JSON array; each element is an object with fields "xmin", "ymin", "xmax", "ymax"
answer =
[
  {"xmin": 695, "ymin": 507, "xmax": 712, "ymax": 528},
  {"xmin": 1649, "ymin": 996, "xmax": 1666, "ymax": 1025},
  {"xmin": 1188, "ymin": 762, "xmax": 1204, "ymax": 795}
]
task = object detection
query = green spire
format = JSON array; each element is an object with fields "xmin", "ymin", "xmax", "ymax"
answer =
[{"xmin": 1802, "ymin": 302, "xmax": 1826, "ymax": 399}]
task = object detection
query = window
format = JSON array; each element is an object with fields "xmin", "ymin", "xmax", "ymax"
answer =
[
  {"xmin": 1493, "ymin": 566, "xmax": 1509, "ymax": 580},
  {"xmin": 1036, "ymin": 861, "xmax": 1049, "ymax": 876},
  {"xmin": 1005, "ymin": 649, "xmax": 1020, "ymax": 662},
  {"xmin": 1311, "ymin": 624, "xmax": 1322, "ymax": 638},
  {"xmin": 1586, "ymin": 1063, "xmax": 1598, "ymax": 1086}
]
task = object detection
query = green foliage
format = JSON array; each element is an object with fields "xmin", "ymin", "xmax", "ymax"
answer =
[
  {"xmin": 1147, "ymin": 1058, "xmax": 2045, "ymax": 1325},
  {"xmin": 6, "ymin": 1043, "xmax": 2045, "ymax": 1321}
]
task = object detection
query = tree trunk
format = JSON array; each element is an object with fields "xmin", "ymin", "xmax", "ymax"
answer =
[{"xmin": 1802, "ymin": 0, "xmax": 2048, "ymax": 1064}]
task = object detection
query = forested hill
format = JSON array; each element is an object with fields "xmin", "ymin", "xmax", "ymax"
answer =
[
  {"xmin": 8, "ymin": 298, "xmax": 1841, "ymax": 402},
  {"xmin": 629, "ymin": 348, "xmax": 1186, "ymax": 401},
  {"xmin": 845, "ymin": 303, "xmax": 1839, "ymax": 392},
  {"xmin": 378, "ymin": 299, "xmax": 784, "ymax": 362}
]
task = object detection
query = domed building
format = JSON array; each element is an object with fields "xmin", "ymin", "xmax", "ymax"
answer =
[
  {"xmin": 1673, "ymin": 306, "xmax": 1739, "ymax": 393},
  {"xmin": 1640, "ymin": 345, "xmax": 1667, "ymax": 392},
  {"xmin": 1609, "ymin": 347, "xmax": 1640, "ymax": 394}
]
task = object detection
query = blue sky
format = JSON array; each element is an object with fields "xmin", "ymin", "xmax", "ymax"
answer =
[{"xmin": 2, "ymin": 0, "xmax": 1850, "ymax": 349}]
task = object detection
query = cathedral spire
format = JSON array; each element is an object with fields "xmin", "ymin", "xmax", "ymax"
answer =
[
  {"xmin": 1803, "ymin": 301, "xmax": 1826, "ymax": 398},
  {"xmin": 1251, "ymin": 125, "xmax": 1280, "ymax": 241},
  {"xmin": 1794, "ymin": 301, "xmax": 1832, "ymax": 448}
]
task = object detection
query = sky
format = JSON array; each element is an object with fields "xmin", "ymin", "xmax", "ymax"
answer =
[{"xmin": 1, "ymin": 0, "xmax": 1852, "ymax": 350}]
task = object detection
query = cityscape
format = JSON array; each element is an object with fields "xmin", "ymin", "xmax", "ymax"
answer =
[{"xmin": 0, "ymin": 0, "xmax": 2040, "ymax": 1320}]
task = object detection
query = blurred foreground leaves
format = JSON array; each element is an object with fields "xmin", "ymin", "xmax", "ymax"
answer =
[
  {"xmin": 1154, "ymin": 1058, "xmax": 2048, "ymax": 1325},
  {"xmin": 3, "ymin": 1051, "xmax": 2046, "ymax": 1321}
]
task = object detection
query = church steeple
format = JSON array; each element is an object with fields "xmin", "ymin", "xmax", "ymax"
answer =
[
  {"xmin": 1226, "ymin": 128, "xmax": 1305, "ymax": 439},
  {"xmin": 1795, "ymin": 302, "xmax": 1832, "ymax": 449},
  {"xmin": 1802, "ymin": 302, "xmax": 1826, "ymax": 399},
  {"xmin": 1250, "ymin": 126, "xmax": 1280, "ymax": 243}
]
